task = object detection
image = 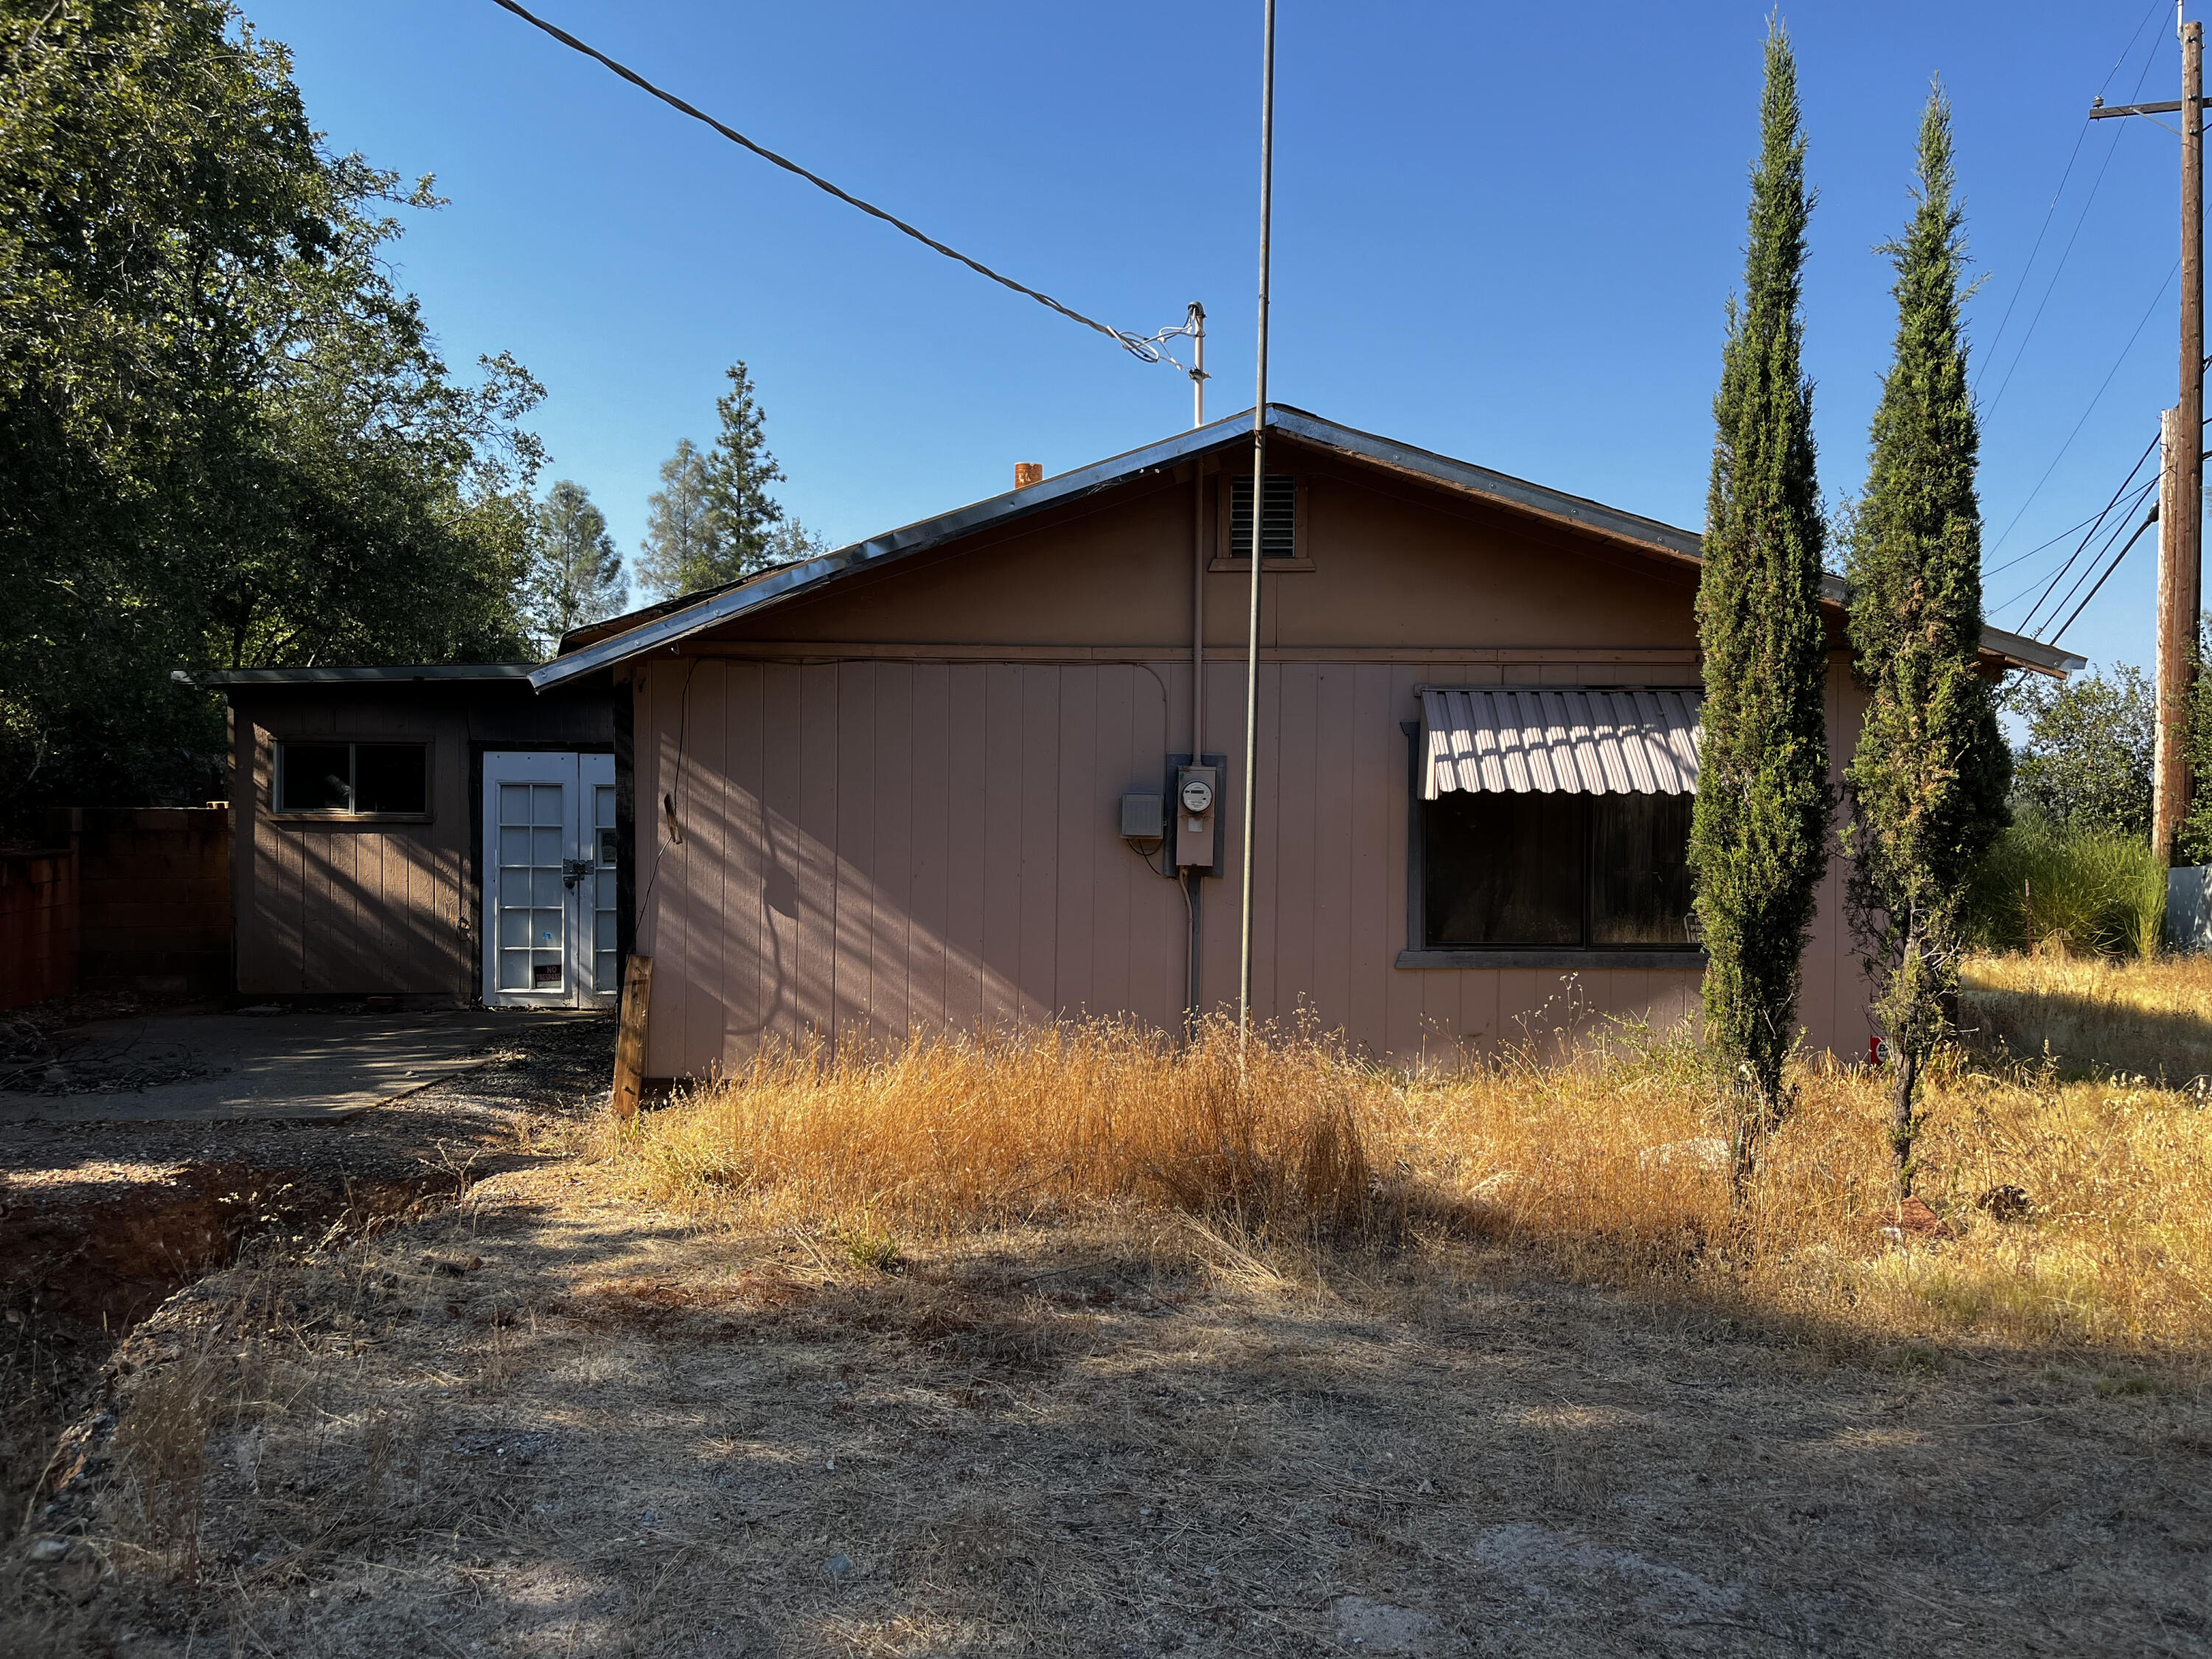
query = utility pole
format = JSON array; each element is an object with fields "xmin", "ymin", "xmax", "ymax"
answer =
[
  {"xmin": 2093, "ymin": 11, "xmax": 2203, "ymax": 860},
  {"xmin": 1239, "ymin": 0, "xmax": 1277, "ymax": 1056}
]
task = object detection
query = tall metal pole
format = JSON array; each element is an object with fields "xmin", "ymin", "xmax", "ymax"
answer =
[
  {"xmin": 1238, "ymin": 0, "xmax": 1276, "ymax": 1053},
  {"xmin": 1189, "ymin": 301, "xmax": 1207, "ymax": 428},
  {"xmin": 2155, "ymin": 18, "xmax": 2205, "ymax": 862}
]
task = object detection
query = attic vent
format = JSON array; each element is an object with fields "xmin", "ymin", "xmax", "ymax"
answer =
[{"xmin": 1228, "ymin": 474, "xmax": 1297, "ymax": 562}]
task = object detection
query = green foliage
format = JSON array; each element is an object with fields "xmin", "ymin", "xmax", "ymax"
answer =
[
  {"xmin": 2006, "ymin": 664, "xmax": 2155, "ymax": 841},
  {"xmin": 636, "ymin": 439, "xmax": 720, "ymax": 599},
  {"xmin": 1690, "ymin": 20, "xmax": 1832, "ymax": 1164},
  {"xmin": 1840, "ymin": 88, "xmax": 2008, "ymax": 1189},
  {"xmin": 2178, "ymin": 614, "xmax": 2212, "ymax": 867},
  {"xmin": 524, "ymin": 480, "xmax": 625, "ymax": 654},
  {"xmin": 1966, "ymin": 817, "xmax": 2166, "ymax": 959},
  {"xmin": 0, "ymin": 0, "xmax": 542, "ymax": 826},
  {"xmin": 634, "ymin": 362, "xmax": 795, "ymax": 598}
]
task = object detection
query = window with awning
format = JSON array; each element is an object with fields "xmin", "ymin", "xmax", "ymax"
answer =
[{"xmin": 1414, "ymin": 688, "xmax": 1704, "ymax": 952}]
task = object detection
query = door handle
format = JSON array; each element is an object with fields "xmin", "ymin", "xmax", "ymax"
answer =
[{"xmin": 563, "ymin": 858, "xmax": 591, "ymax": 888}]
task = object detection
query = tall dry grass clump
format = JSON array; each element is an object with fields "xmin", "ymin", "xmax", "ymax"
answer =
[
  {"xmin": 601, "ymin": 1018, "xmax": 1378, "ymax": 1239},
  {"xmin": 597, "ymin": 1009, "xmax": 2212, "ymax": 1354}
]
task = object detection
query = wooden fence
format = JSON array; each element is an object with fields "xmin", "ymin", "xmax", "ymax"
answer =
[{"xmin": 0, "ymin": 848, "xmax": 79, "ymax": 1011}]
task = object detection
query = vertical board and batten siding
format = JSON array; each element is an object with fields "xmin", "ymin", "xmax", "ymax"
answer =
[
  {"xmin": 625, "ymin": 650, "xmax": 1852, "ymax": 1081},
  {"xmin": 230, "ymin": 684, "xmax": 610, "ymax": 996}
]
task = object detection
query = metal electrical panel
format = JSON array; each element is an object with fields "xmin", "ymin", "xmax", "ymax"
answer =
[
  {"xmin": 1167, "ymin": 753, "xmax": 1225, "ymax": 875},
  {"xmin": 1119, "ymin": 793, "xmax": 1164, "ymax": 841}
]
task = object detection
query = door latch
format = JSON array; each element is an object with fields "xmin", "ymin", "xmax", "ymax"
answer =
[{"xmin": 563, "ymin": 858, "xmax": 591, "ymax": 889}]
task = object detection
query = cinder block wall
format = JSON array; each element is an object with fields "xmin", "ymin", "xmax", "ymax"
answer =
[
  {"xmin": 0, "ymin": 849, "xmax": 79, "ymax": 1010},
  {"xmin": 74, "ymin": 807, "xmax": 232, "ymax": 996}
]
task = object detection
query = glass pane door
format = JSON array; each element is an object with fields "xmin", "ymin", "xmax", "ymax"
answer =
[
  {"xmin": 482, "ymin": 751, "xmax": 620, "ymax": 1010},
  {"xmin": 591, "ymin": 779, "xmax": 619, "ymax": 995},
  {"xmin": 495, "ymin": 778, "xmax": 570, "ymax": 995}
]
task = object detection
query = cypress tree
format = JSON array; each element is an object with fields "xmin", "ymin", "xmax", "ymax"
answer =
[
  {"xmin": 1843, "ymin": 86, "xmax": 2008, "ymax": 1195},
  {"xmin": 1691, "ymin": 19, "xmax": 1832, "ymax": 1194}
]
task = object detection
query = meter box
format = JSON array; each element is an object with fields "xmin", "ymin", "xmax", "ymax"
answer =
[{"xmin": 1167, "ymin": 752, "xmax": 1225, "ymax": 875}]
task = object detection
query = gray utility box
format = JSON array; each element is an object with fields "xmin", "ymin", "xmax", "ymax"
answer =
[
  {"xmin": 2168, "ymin": 865, "xmax": 2212, "ymax": 954},
  {"xmin": 1167, "ymin": 753, "xmax": 1226, "ymax": 877}
]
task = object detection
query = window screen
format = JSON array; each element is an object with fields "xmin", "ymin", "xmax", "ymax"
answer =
[
  {"xmin": 1421, "ymin": 791, "xmax": 1697, "ymax": 949},
  {"xmin": 276, "ymin": 742, "xmax": 429, "ymax": 815},
  {"xmin": 1228, "ymin": 473, "xmax": 1297, "ymax": 561}
]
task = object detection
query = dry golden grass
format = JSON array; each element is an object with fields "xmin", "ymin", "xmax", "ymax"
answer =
[
  {"xmin": 1962, "ymin": 950, "xmax": 2212, "ymax": 1082},
  {"xmin": 596, "ymin": 1012, "xmax": 2212, "ymax": 1357}
]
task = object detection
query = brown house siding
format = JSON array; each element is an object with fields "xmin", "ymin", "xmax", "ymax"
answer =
[
  {"xmin": 228, "ymin": 681, "xmax": 610, "ymax": 998},
  {"xmin": 630, "ymin": 651, "xmax": 1871, "ymax": 1079},
  {"xmin": 619, "ymin": 442, "xmax": 1878, "ymax": 1078}
]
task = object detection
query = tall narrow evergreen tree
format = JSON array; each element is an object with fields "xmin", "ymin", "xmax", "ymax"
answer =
[
  {"xmin": 1691, "ymin": 19, "xmax": 1833, "ymax": 1194},
  {"xmin": 1845, "ymin": 86, "xmax": 2009, "ymax": 1196},
  {"xmin": 698, "ymin": 361, "xmax": 788, "ymax": 579}
]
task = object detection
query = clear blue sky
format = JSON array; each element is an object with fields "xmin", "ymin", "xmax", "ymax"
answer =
[{"xmin": 251, "ymin": 0, "xmax": 2197, "ymax": 678}]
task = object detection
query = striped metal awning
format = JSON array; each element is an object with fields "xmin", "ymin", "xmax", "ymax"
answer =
[{"xmin": 1419, "ymin": 687, "xmax": 1703, "ymax": 799}]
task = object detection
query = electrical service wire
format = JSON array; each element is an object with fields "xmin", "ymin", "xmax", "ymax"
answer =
[
  {"xmin": 1978, "ymin": 1, "xmax": 2170, "ymax": 420},
  {"xmin": 2052, "ymin": 501, "xmax": 2161, "ymax": 644},
  {"xmin": 485, "ymin": 0, "xmax": 1177, "ymax": 365},
  {"xmin": 1983, "ymin": 429, "xmax": 2160, "ymax": 582},
  {"xmin": 2015, "ymin": 473, "xmax": 2155, "ymax": 630},
  {"xmin": 1985, "ymin": 260, "xmax": 2178, "ymax": 561}
]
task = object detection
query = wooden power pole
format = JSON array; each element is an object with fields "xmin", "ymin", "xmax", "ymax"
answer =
[{"xmin": 2093, "ymin": 13, "xmax": 2205, "ymax": 861}]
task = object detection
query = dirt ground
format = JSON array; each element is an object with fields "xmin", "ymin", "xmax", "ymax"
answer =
[
  {"xmin": 8, "ymin": 1160, "xmax": 2211, "ymax": 1657},
  {"xmin": 0, "ymin": 1012, "xmax": 616, "ymax": 1548}
]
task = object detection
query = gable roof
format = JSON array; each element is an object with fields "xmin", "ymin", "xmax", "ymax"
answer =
[{"xmin": 530, "ymin": 405, "xmax": 2084, "ymax": 689}]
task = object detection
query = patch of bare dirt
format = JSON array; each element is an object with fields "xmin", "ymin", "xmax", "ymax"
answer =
[
  {"xmin": 7, "ymin": 1165, "xmax": 2208, "ymax": 1657},
  {"xmin": 0, "ymin": 1015, "xmax": 614, "ymax": 1576}
]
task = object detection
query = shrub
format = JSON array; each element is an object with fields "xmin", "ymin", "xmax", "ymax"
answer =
[{"xmin": 1965, "ymin": 816, "xmax": 2166, "ymax": 958}]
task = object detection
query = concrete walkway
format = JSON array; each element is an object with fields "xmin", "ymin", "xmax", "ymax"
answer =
[{"xmin": 0, "ymin": 1009, "xmax": 572, "ymax": 1122}]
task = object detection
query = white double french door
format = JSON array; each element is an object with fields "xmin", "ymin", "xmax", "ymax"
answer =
[{"xmin": 481, "ymin": 751, "xmax": 619, "ymax": 1009}]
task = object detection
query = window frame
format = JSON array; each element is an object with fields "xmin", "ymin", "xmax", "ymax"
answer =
[
  {"xmin": 271, "ymin": 739, "xmax": 434, "ymax": 822},
  {"xmin": 1211, "ymin": 470, "xmax": 1315, "ymax": 572},
  {"xmin": 1394, "ymin": 720, "xmax": 1706, "ymax": 970}
]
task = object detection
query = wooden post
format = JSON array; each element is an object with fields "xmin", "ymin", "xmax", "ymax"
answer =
[
  {"xmin": 611, "ymin": 953, "xmax": 653, "ymax": 1121},
  {"xmin": 2156, "ymin": 21, "xmax": 2206, "ymax": 863}
]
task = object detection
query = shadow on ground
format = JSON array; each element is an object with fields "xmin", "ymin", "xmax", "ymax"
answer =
[{"xmin": 9, "ymin": 1165, "xmax": 2208, "ymax": 1658}]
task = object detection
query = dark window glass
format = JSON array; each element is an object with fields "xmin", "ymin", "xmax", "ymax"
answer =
[
  {"xmin": 1422, "ymin": 792, "xmax": 1581, "ymax": 945},
  {"xmin": 353, "ymin": 744, "xmax": 428, "ymax": 814},
  {"xmin": 1420, "ymin": 788, "xmax": 1697, "ymax": 950},
  {"xmin": 1590, "ymin": 793, "xmax": 1696, "ymax": 944},
  {"xmin": 1228, "ymin": 473, "xmax": 1297, "ymax": 560},
  {"xmin": 278, "ymin": 744, "xmax": 353, "ymax": 813}
]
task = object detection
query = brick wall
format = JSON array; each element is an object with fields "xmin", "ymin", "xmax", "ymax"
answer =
[
  {"xmin": 0, "ymin": 849, "xmax": 79, "ymax": 1011},
  {"xmin": 74, "ymin": 807, "xmax": 233, "ymax": 996}
]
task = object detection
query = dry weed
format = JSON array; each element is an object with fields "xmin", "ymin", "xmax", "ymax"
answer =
[
  {"xmin": 596, "ymin": 1004, "xmax": 2212, "ymax": 1357},
  {"xmin": 1961, "ymin": 950, "xmax": 2212, "ymax": 1082}
]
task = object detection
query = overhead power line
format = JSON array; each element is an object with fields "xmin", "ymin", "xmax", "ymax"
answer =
[
  {"xmin": 1985, "ymin": 259, "xmax": 2177, "ymax": 557},
  {"xmin": 1975, "ymin": 0, "xmax": 2168, "ymax": 393},
  {"xmin": 485, "ymin": 0, "xmax": 1175, "ymax": 364},
  {"xmin": 1996, "ymin": 429, "xmax": 2159, "ymax": 621},
  {"xmin": 2052, "ymin": 499, "xmax": 2160, "ymax": 644}
]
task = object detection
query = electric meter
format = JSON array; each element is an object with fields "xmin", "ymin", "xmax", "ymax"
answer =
[{"xmin": 1179, "ymin": 774, "xmax": 1215, "ymax": 815}]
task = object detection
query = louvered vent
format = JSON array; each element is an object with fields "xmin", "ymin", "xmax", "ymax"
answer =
[{"xmin": 1228, "ymin": 474, "xmax": 1297, "ymax": 561}]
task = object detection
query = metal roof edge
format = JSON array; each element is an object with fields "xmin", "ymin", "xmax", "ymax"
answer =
[
  {"xmin": 202, "ymin": 664, "xmax": 541, "ymax": 686},
  {"xmin": 526, "ymin": 406, "xmax": 2086, "ymax": 689},
  {"xmin": 1265, "ymin": 406, "xmax": 1706, "ymax": 561},
  {"xmin": 529, "ymin": 412, "xmax": 1259, "ymax": 691}
]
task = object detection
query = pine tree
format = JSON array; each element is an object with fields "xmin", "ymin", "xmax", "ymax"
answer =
[
  {"xmin": 1843, "ymin": 87, "xmax": 2009, "ymax": 1197},
  {"xmin": 634, "ymin": 439, "xmax": 724, "ymax": 598},
  {"xmin": 698, "ymin": 361, "xmax": 787, "ymax": 579},
  {"xmin": 1690, "ymin": 19, "xmax": 1833, "ymax": 1195},
  {"xmin": 524, "ymin": 479, "xmax": 625, "ymax": 652}
]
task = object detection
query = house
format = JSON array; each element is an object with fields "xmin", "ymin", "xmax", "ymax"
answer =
[
  {"xmin": 209, "ymin": 664, "xmax": 617, "ymax": 1008},
  {"xmin": 521, "ymin": 405, "xmax": 2077, "ymax": 1081}
]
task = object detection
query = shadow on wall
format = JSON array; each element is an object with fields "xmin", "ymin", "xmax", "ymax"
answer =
[{"xmin": 268, "ymin": 829, "xmax": 457, "ymax": 995}]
